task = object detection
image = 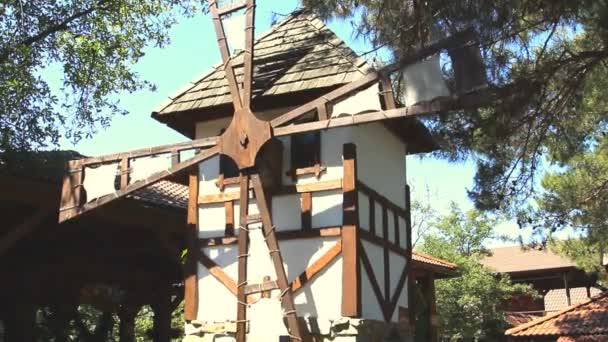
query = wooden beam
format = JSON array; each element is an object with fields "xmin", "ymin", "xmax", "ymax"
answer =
[
  {"xmin": 359, "ymin": 242, "xmax": 387, "ymax": 320},
  {"xmin": 341, "ymin": 143, "xmax": 361, "ymax": 317},
  {"xmin": 207, "ymin": 0, "xmax": 243, "ymax": 110},
  {"xmin": 242, "ymin": 0, "xmax": 255, "ymax": 108},
  {"xmin": 251, "ymin": 174, "xmax": 303, "ymax": 340},
  {"xmin": 273, "ymin": 93, "xmax": 487, "ymax": 138},
  {"xmin": 184, "ymin": 170, "xmax": 200, "ymax": 321},
  {"xmin": 225, "ymin": 201, "xmax": 235, "ymax": 236},
  {"xmin": 217, "ymin": 0, "xmax": 247, "ymax": 15},
  {"xmin": 271, "ymin": 29, "xmax": 478, "ymax": 128},
  {"xmin": 383, "ymin": 206, "xmax": 390, "ymax": 302},
  {"xmin": 59, "ymin": 146, "xmax": 219, "ymax": 223},
  {"xmin": 77, "ymin": 137, "xmax": 218, "ymax": 166},
  {"xmin": 199, "ymin": 226, "xmax": 342, "ymax": 247},
  {"xmin": 0, "ymin": 206, "xmax": 53, "ymax": 256},
  {"xmin": 236, "ymin": 174, "xmax": 249, "ymax": 342},
  {"xmin": 200, "ymin": 253, "xmax": 238, "ymax": 296},
  {"xmin": 198, "ymin": 178, "xmax": 342, "ymax": 204},
  {"xmin": 301, "ymin": 192, "xmax": 312, "ymax": 230},
  {"xmin": 292, "ymin": 240, "xmax": 342, "ymax": 293}
]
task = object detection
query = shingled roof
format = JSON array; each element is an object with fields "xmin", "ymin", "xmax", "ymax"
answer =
[
  {"xmin": 153, "ymin": 10, "xmax": 368, "ymax": 116},
  {"xmin": 506, "ymin": 291, "xmax": 608, "ymax": 340},
  {"xmin": 480, "ymin": 245, "xmax": 576, "ymax": 274}
]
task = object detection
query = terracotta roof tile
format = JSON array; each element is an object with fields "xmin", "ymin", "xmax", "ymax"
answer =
[
  {"xmin": 480, "ymin": 245, "xmax": 576, "ymax": 274},
  {"xmin": 412, "ymin": 251, "xmax": 457, "ymax": 269},
  {"xmin": 153, "ymin": 11, "xmax": 366, "ymax": 116},
  {"xmin": 505, "ymin": 312, "xmax": 543, "ymax": 327},
  {"xmin": 130, "ymin": 180, "xmax": 188, "ymax": 209},
  {"xmin": 506, "ymin": 292, "xmax": 608, "ymax": 337}
]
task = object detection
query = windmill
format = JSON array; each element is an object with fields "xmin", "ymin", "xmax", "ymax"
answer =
[{"xmin": 58, "ymin": 1, "xmax": 486, "ymax": 341}]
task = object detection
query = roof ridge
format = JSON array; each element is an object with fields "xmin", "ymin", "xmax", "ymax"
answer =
[{"xmin": 505, "ymin": 291, "xmax": 608, "ymax": 336}]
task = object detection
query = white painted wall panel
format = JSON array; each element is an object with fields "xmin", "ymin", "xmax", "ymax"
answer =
[
  {"xmin": 361, "ymin": 240, "xmax": 385, "ymax": 300},
  {"xmin": 197, "ymin": 263, "xmax": 236, "ymax": 322},
  {"xmin": 361, "ymin": 263, "xmax": 385, "ymax": 321},
  {"xmin": 311, "ymin": 190, "xmax": 343, "ymax": 227},
  {"xmin": 272, "ymin": 194, "xmax": 301, "ymax": 231},
  {"xmin": 387, "ymin": 209, "xmax": 396, "ymax": 243},
  {"xmin": 198, "ymin": 203, "xmax": 226, "ymax": 238},
  {"xmin": 398, "ymin": 217, "xmax": 407, "ymax": 249},
  {"xmin": 358, "ymin": 192, "xmax": 370, "ymax": 231},
  {"xmin": 293, "ymin": 256, "xmax": 343, "ymax": 318}
]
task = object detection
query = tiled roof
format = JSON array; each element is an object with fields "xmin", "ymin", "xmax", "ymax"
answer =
[
  {"xmin": 545, "ymin": 287, "xmax": 602, "ymax": 312},
  {"xmin": 411, "ymin": 251, "xmax": 458, "ymax": 277},
  {"xmin": 480, "ymin": 245, "xmax": 576, "ymax": 274},
  {"xmin": 505, "ymin": 312, "xmax": 543, "ymax": 327},
  {"xmin": 412, "ymin": 251, "xmax": 457, "ymax": 270},
  {"xmin": 153, "ymin": 10, "xmax": 368, "ymax": 116},
  {"xmin": 506, "ymin": 292, "xmax": 608, "ymax": 337},
  {"xmin": 130, "ymin": 180, "xmax": 188, "ymax": 209}
]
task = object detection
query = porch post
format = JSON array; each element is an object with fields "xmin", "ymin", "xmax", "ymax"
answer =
[{"xmin": 341, "ymin": 143, "xmax": 361, "ymax": 317}]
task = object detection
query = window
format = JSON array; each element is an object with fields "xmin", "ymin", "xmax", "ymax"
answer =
[{"xmin": 290, "ymin": 131, "xmax": 320, "ymax": 170}]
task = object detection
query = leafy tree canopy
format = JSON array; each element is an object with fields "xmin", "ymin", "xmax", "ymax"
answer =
[
  {"xmin": 418, "ymin": 203, "xmax": 534, "ymax": 340},
  {"xmin": 302, "ymin": 0, "xmax": 608, "ymax": 212},
  {"xmin": 0, "ymin": 0, "xmax": 203, "ymax": 156},
  {"xmin": 520, "ymin": 135, "xmax": 608, "ymax": 280}
]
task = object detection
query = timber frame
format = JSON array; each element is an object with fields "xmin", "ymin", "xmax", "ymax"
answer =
[{"xmin": 190, "ymin": 143, "xmax": 413, "ymax": 326}]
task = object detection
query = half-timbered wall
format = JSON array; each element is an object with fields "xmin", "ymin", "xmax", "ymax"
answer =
[{"xmin": 191, "ymin": 114, "xmax": 409, "ymax": 340}]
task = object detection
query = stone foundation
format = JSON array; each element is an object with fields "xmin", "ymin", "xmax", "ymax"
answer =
[{"xmin": 183, "ymin": 317, "xmax": 413, "ymax": 342}]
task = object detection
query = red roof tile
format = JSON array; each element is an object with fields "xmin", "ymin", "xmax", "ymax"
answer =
[
  {"xmin": 412, "ymin": 251, "xmax": 457, "ymax": 269},
  {"xmin": 506, "ymin": 292, "xmax": 608, "ymax": 337}
]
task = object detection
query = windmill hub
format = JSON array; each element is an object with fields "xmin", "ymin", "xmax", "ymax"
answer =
[{"xmin": 219, "ymin": 107, "xmax": 272, "ymax": 169}]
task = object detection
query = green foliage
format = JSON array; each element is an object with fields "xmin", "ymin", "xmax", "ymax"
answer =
[
  {"xmin": 302, "ymin": 0, "xmax": 608, "ymax": 212},
  {"xmin": 0, "ymin": 0, "xmax": 203, "ymax": 155},
  {"xmin": 519, "ymin": 135, "xmax": 608, "ymax": 281},
  {"xmin": 418, "ymin": 203, "xmax": 534, "ymax": 341}
]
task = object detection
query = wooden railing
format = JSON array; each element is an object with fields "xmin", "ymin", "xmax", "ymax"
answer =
[{"xmin": 357, "ymin": 180, "xmax": 409, "ymax": 257}]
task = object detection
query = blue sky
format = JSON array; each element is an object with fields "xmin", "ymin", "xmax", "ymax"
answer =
[{"xmin": 56, "ymin": 1, "xmax": 530, "ymax": 245}]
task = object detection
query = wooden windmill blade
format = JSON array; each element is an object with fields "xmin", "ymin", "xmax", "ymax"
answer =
[{"xmin": 57, "ymin": 140, "xmax": 219, "ymax": 223}]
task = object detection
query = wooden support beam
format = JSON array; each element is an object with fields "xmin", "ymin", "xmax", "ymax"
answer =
[
  {"xmin": 184, "ymin": 170, "xmax": 200, "ymax": 321},
  {"xmin": 0, "ymin": 206, "xmax": 53, "ymax": 256},
  {"xmin": 59, "ymin": 145, "xmax": 219, "ymax": 223},
  {"xmin": 200, "ymin": 252, "xmax": 238, "ymax": 296},
  {"xmin": 120, "ymin": 157, "xmax": 130, "ymax": 189},
  {"xmin": 405, "ymin": 184, "xmax": 415, "ymax": 325},
  {"xmin": 368, "ymin": 195, "xmax": 376, "ymax": 235},
  {"xmin": 207, "ymin": 0, "xmax": 243, "ymax": 110},
  {"xmin": 292, "ymin": 240, "xmax": 342, "ymax": 293},
  {"xmin": 341, "ymin": 143, "xmax": 361, "ymax": 317},
  {"xmin": 242, "ymin": 0, "xmax": 255, "ymax": 108},
  {"xmin": 118, "ymin": 303, "xmax": 141, "ymax": 342},
  {"xmin": 359, "ymin": 242, "xmax": 387, "ymax": 320},
  {"xmin": 301, "ymin": 192, "xmax": 312, "ymax": 230},
  {"xmin": 77, "ymin": 137, "xmax": 218, "ymax": 166},
  {"xmin": 383, "ymin": 206, "xmax": 391, "ymax": 302},
  {"xmin": 271, "ymin": 29, "xmax": 478, "ymax": 128},
  {"xmin": 199, "ymin": 226, "xmax": 342, "ymax": 247},
  {"xmin": 217, "ymin": 0, "xmax": 247, "ymax": 15},
  {"xmin": 225, "ymin": 201, "xmax": 235, "ymax": 236},
  {"xmin": 236, "ymin": 174, "xmax": 249, "ymax": 342},
  {"xmin": 152, "ymin": 291, "xmax": 172, "ymax": 342},
  {"xmin": 273, "ymin": 93, "xmax": 488, "ymax": 139},
  {"xmin": 251, "ymin": 174, "xmax": 303, "ymax": 341},
  {"xmin": 198, "ymin": 178, "xmax": 342, "ymax": 204}
]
